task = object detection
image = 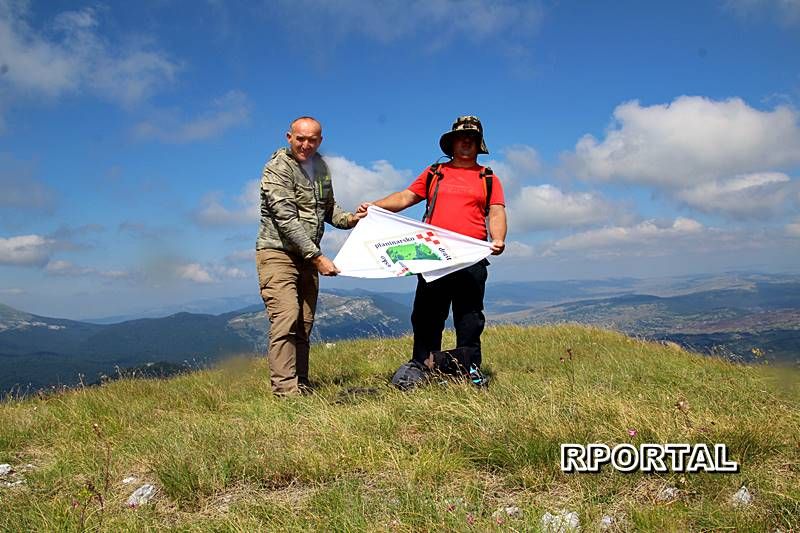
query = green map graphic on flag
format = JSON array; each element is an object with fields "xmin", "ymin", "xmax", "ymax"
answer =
[{"xmin": 386, "ymin": 243, "xmax": 440, "ymax": 263}]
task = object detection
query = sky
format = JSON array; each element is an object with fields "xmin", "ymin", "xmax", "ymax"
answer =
[{"xmin": 1, "ymin": 0, "xmax": 799, "ymax": 319}]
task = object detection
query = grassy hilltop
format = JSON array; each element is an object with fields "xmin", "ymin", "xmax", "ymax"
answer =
[{"xmin": 0, "ymin": 325, "xmax": 798, "ymax": 531}]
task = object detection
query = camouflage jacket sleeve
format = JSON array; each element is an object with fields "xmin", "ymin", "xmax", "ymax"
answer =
[
  {"xmin": 326, "ymin": 197, "xmax": 353, "ymax": 229},
  {"xmin": 261, "ymin": 162, "xmax": 321, "ymax": 259}
]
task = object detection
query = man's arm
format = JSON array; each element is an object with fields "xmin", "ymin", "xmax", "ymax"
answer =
[
  {"xmin": 488, "ymin": 204, "xmax": 507, "ymax": 255},
  {"xmin": 358, "ymin": 189, "xmax": 424, "ymax": 214},
  {"xmin": 326, "ymin": 200, "xmax": 361, "ymax": 229}
]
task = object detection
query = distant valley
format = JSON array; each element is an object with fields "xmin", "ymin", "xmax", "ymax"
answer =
[
  {"xmin": 0, "ymin": 292, "xmax": 409, "ymax": 396},
  {"xmin": 1, "ymin": 272, "xmax": 797, "ymax": 396}
]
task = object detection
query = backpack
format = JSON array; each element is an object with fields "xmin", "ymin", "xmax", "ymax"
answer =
[
  {"xmin": 389, "ymin": 350, "xmax": 472, "ymax": 391},
  {"xmin": 428, "ymin": 347, "xmax": 490, "ymax": 388},
  {"xmin": 426, "ymin": 347, "xmax": 475, "ymax": 375},
  {"xmin": 421, "ymin": 163, "xmax": 494, "ymax": 224},
  {"xmin": 391, "ymin": 349, "xmax": 489, "ymax": 390},
  {"xmin": 390, "ymin": 361, "xmax": 428, "ymax": 390}
]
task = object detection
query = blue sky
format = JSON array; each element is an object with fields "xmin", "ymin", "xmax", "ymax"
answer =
[{"xmin": 1, "ymin": 0, "xmax": 799, "ymax": 319}]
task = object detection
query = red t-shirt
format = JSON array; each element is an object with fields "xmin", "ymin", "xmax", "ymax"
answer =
[{"xmin": 407, "ymin": 163, "xmax": 505, "ymax": 240}]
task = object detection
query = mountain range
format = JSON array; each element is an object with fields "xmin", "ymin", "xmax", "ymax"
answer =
[
  {"xmin": 1, "ymin": 272, "xmax": 797, "ymax": 396},
  {"xmin": 0, "ymin": 292, "xmax": 409, "ymax": 396}
]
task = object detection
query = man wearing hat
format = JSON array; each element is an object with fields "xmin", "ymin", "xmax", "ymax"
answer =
[{"xmin": 359, "ymin": 116, "xmax": 507, "ymax": 384}]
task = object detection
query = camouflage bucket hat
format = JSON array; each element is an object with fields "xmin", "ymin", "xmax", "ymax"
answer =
[{"xmin": 439, "ymin": 115, "xmax": 489, "ymax": 157}]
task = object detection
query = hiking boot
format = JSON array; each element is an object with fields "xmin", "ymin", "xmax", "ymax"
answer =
[
  {"xmin": 468, "ymin": 364, "xmax": 489, "ymax": 388},
  {"xmin": 298, "ymin": 377, "xmax": 314, "ymax": 395}
]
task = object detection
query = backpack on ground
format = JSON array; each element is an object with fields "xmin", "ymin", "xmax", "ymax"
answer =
[
  {"xmin": 389, "ymin": 347, "xmax": 489, "ymax": 390},
  {"xmin": 390, "ymin": 360, "xmax": 428, "ymax": 391},
  {"xmin": 425, "ymin": 347, "xmax": 474, "ymax": 375},
  {"xmin": 425, "ymin": 347, "xmax": 489, "ymax": 388}
]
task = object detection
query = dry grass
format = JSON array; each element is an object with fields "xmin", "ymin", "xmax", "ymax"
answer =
[{"xmin": 0, "ymin": 324, "xmax": 798, "ymax": 531}]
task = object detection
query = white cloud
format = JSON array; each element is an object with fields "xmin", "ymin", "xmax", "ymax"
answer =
[
  {"xmin": 509, "ymin": 185, "xmax": 620, "ymax": 231},
  {"xmin": 193, "ymin": 178, "xmax": 260, "ymax": 227},
  {"xmin": 133, "ymin": 90, "xmax": 251, "ymax": 143},
  {"xmin": 787, "ymin": 218, "xmax": 800, "ymax": 237},
  {"xmin": 176, "ymin": 262, "xmax": 248, "ymax": 284},
  {"xmin": 543, "ymin": 217, "xmax": 704, "ymax": 257},
  {"xmin": 675, "ymin": 172, "xmax": 798, "ymax": 219},
  {"xmin": 502, "ymin": 145, "xmax": 542, "ymax": 174},
  {"xmin": 194, "ymin": 155, "xmax": 410, "ymax": 228},
  {"xmin": 724, "ymin": 0, "xmax": 800, "ymax": 25},
  {"xmin": 44, "ymin": 259, "xmax": 129, "ymax": 279},
  {"xmin": 91, "ymin": 49, "xmax": 180, "ymax": 107},
  {"xmin": 45, "ymin": 259, "xmax": 86, "ymax": 275},
  {"xmin": 213, "ymin": 265, "xmax": 247, "ymax": 280},
  {"xmin": 320, "ymin": 229, "xmax": 349, "ymax": 257},
  {"xmin": 486, "ymin": 145, "xmax": 542, "ymax": 192},
  {"xmin": 176, "ymin": 263, "xmax": 214, "ymax": 284},
  {"xmin": 100, "ymin": 270, "xmax": 130, "ymax": 280},
  {"xmin": 270, "ymin": 0, "xmax": 542, "ymax": 46},
  {"xmin": 224, "ymin": 249, "xmax": 254, "ymax": 264},
  {"xmin": 503, "ymin": 240, "xmax": 534, "ymax": 258},
  {"xmin": 0, "ymin": 2, "xmax": 177, "ymax": 118},
  {"xmin": 0, "ymin": 287, "xmax": 24, "ymax": 295},
  {"xmin": 326, "ymin": 156, "xmax": 411, "ymax": 211},
  {"xmin": 563, "ymin": 96, "xmax": 800, "ymax": 188},
  {"xmin": 0, "ymin": 234, "xmax": 52, "ymax": 266},
  {"xmin": 486, "ymin": 145, "xmax": 626, "ymax": 231}
]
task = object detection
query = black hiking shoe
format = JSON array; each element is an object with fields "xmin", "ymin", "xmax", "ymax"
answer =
[
  {"xmin": 468, "ymin": 364, "xmax": 489, "ymax": 388},
  {"xmin": 298, "ymin": 377, "xmax": 314, "ymax": 395}
]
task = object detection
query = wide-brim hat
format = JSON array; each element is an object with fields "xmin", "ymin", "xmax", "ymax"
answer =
[{"xmin": 439, "ymin": 115, "xmax": 489, "ymax": 157}]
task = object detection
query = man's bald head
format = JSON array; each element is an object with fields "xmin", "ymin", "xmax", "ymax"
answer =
[
  {"xmin": 290, "ymin": 116, "xmax": 322, "ymax": 132},
  {"xmin": 286, "ymin": 116, "xmax": 323, "ymax": 162}
]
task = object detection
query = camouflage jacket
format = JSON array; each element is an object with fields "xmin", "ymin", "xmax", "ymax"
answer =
[{"xmin": 256, "ymin": 148, "xmax": 353, "ymax": 259}]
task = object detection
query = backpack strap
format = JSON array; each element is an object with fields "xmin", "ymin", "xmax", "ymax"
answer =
[
  {"xmin": 481, "ymin": 166, "xmax": 494, "ymax": 217},
  {"xmin": 423, "ymin": 163, "xmax": 494, "ymax": 224},
  {"xmin": 422, "ymin": 163, "xmax": 443, "ymax": 223}
]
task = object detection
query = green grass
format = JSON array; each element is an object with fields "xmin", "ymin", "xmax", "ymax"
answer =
[{"xmin": 0, "ymin": 325, "xmax": 798, "ymax": 531}]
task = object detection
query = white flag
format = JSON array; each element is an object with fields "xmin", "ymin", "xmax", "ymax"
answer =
[{"xmin": 333, "ymin": 205, "xmax": 492, "ymax": 282}]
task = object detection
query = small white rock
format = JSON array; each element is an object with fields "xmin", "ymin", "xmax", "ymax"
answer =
[
  {"xmin": 541, "ymin": 510, "xmax": 581, "ymax": 532},
  {"xmin": 121, "ymin": 476, "xmax": 138, "ymax": 485},
  {"xmin": 0, "ymin": 464, "xmax": 12, "ymax": 477},
  {"xmin": 126, "ymin": 484, "xmax": 156, "ymax": 507},
  {"xmin": 600, "ymin": 515, "xmax": 615, "ymax": 530},
  {"xmin": 657, "ymin": 486, "xmax": 680, "ymax": 502},
  {"xmin": 731, "ymin": 486, "xmax": 752, "ymax": 507},
  {"xmin": 492, "ymin": 505, "xmax": 523, "ymax": 523}
]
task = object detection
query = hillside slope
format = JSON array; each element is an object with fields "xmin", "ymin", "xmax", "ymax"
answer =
[
  {"xmin": 0, "ymin": 325, "xmax": 797, "ymax": 531},
  {"xmin": 494, "ymin": 282, "xmax": 800, "ymax": 364},
  {"xmin": 0, "ymin": 292, "xmax": 411, "ymax": 395}
]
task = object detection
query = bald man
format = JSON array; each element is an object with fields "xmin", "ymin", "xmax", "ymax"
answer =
[{"xmin": 256, "ymin": 116, "xmax": 363, "ymax": 395}]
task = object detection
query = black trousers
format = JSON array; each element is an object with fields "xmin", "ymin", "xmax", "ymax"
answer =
[{"xmin": 411, "ymin": 259, "xmax": 488, "ymax": 367}]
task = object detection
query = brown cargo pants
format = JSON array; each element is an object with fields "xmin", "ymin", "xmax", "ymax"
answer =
[{"xmin": 256, "ymin": 249, "xmax": 318, "ymax": 395}]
